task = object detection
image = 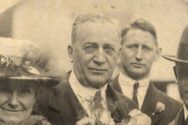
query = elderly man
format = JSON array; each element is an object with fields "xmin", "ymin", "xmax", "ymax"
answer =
[
  {"xmin": 0, "ymin": 38, "xmax": 59, "ymax": 125},
  {"xmin": 163, "ymin": 25, "xmax": 188, "ymax": 125},
  {"xmin": 111, "ymin": 18, "xmax": 182, "ymax": 125},
  {"xmin": 37, "ymin": 14, "xmax": 151, "ymax": 125}
]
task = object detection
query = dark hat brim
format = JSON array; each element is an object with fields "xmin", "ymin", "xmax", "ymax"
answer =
[
  {"xmin": 0, "ymin": 75, "xmax": 59, "ymax": 87},
  {"xmin": 162, "ymin": 55, "xmax": 188, "ymax": 63}
]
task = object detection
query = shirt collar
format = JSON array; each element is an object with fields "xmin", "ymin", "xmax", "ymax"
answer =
[
  {"xmin": 118, "ymin": 72, "xmax": 150, "ymax": 87},
  {"xmin": 69, "ymin": 71, "xmax": 107, "ymax": 101},
  {"xmin": 184, "ymin": 105, "xmax": 188, "ymax": 120}
]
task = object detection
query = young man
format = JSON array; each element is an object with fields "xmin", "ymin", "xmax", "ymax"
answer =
[
  {"xmin": 163, "ymin": 25, "xmax": 188, "ymax": 125},
  {"xmin": 111, "ymin": 18, "xmax": 182, "ymax": 125},
  {"xmin": 38, "ymin": 14, "xmax": 151, "ymax": 125},
  {"xmin": 0, "ymin": 38, "xmax": 59, "ymax": 125}
]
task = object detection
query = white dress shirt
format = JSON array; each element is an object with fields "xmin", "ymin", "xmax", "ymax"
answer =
[
  {"xmin": 118, "ymin": 72, "xmax": 150, "ymax": 109},
  {"xmin": 69, "ymin": 71, "xmax": 115, "ymax": 125},
  {"xmin": 184, "ymin": 105, "xmax": 188, "ymax": 120}
]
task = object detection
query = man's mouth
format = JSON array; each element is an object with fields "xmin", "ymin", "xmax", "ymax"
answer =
[
  {"xmin": 88, "ymin": 68, "xmax": 107, "ymax": 74},
  {"xmin": 131, "ymin": 63, "xmax": 145, "ymax": 67}
]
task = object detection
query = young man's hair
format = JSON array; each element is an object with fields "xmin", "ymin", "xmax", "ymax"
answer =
[{"xmin": 121, "ymin": 18, "xmax": 158, "ymax": 45}]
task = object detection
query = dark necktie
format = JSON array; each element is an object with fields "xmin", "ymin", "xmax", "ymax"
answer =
[
  {"xmin": 92, "ymin": 90, "xmax": 104, "ymax": 125},
  {"xmin": 133, "ymin": 82, "xmax": 139, "ymax": 108},
  {"xmin": 93, "ymin": 90, "xmax": 103, "ymax": 111}
]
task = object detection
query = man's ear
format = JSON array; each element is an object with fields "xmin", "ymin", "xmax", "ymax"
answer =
[
  {"xmin": 154, "ymin": 47, "xmax": 162, "ymax": 61},
  {"xmin": 68, "ymin": 45, "xmax": 73, "ymax": 63},
  {"xmin": 173, "ymin": 66, "xmax": 177, "ymax": 78},
  {"xmin": 117, "ymin": 47, "xmax": 121, "ymax": 64}
]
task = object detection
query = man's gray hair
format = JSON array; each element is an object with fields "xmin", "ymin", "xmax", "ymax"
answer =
[{"xmin": 71, "ymin": 13, "xmax": 120, "ymax": 44}]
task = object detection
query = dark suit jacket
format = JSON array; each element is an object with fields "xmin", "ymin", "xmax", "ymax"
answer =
[
  {"xmin": 169, "ymin": 108, "xmax": 185, "ymax": 125},
  {"xmin": 111, "ymin": 76, "xmax": 182, "ymax": 125},
  {"xmin": 36, "ymin": 72, "xmax": 137, "ymax": 125}
]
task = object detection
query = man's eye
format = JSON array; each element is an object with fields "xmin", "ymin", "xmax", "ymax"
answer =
[
  {"xmin": 104, "ymin": 47, "xmax": 114, "ymax": 55},
  {"xmin": 126, "ymin": 44, "xmax": 137, "ymax": 49},
  {"xmin": 84, "ymin": 46, "xmax": 95, "ymax": 53},
  {"xmin": 143, "ymin": 46, "xmax": 152, "ymax": 52}
]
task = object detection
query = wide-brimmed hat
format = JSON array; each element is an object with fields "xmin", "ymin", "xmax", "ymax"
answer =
[
  {"xmin": 0, "ymin": 37, "xmax": 59, "ymax": 86},
  {"xmin": 162, "ymin": 25, "xmax": 188, "ymax": 64}
]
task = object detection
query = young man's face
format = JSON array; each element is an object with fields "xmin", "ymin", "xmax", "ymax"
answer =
[
  {"xmin": 69, "ymin": 21, "xmax": 120, "ymax": 89},
  {"xmin": 120, "ymin": 29, "xmax": 160, "ymax": 80},
  {"xmin": 0, "ymin": 80, "xmax": 36, "ymax": 125}
]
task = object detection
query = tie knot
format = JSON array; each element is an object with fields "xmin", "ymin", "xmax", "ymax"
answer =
[
  {"xmin": 94, "ymin": 90, "xmax": 101, "ymax": 96},
  {"xmin": 93, "ymin": 90, "xmax": 102, "ymax": 103},
  {"xmin": 134, "ymin": 82, "xmax": 139, "ymax": 89}
]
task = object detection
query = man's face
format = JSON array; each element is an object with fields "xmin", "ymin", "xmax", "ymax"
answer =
[
  {"xmin": 176, "ymin": 64, "xmax": 188, "ymax": 108},
  {"xmin": 121, "ymin": 29, "xmax": 160, "ymax": 80},
  {"xmin": 69, "ymin": 21, "xmax": 120, "ymax": 89},
  {"xmin": 0, "ymin": 81, "xmax": 36, "ymax": 125}
]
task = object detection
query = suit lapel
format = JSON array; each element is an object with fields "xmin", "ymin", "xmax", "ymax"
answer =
[
  {"xmin": 106, "ymin": 84, "xmax": 137, "ymax": 123},
  {"xmin": 141, "ymin": 82, "xmax": 164, "ymax": 125},
  {"xmin": 64, "ymin": 83, "xmax": 88, "ymax": 121},
  {"xmin": 111, "ymin": 76, "xmax": 160, "ymax": 116},
  {"xmin": 141, "ymin": 83, "xmax": 158, "ymax": 115},
  {"xmin": 111, "ymin": 76, "xmax": 167, "ymax": 125},
  {"xmin": 106, "ymin": 84, "xmax": 120, "ymax": 113},
  {"xmin": 110, "ymin": 76, "xmax": 123, "ymax": 94},
  {"xmin": 48, "ymin": 72, "xmax": 87, "ymax": 122}
]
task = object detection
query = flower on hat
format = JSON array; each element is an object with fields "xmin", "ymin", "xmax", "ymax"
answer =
[
  {"xmin": 0, "ymin": 54, "xmax": 13, "ymax": 67},
  {"xmin": 152, "ymin": 102, "xmax": 165, "ymax": 116},
  {"xmin": 22, "ymin": 60, "xmax": 40, "ymax": 75}
]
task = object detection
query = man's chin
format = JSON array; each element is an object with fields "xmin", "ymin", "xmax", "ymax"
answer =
[
  {"xmin": 131, "ymin": 68, "xmax": 147, "ymax": 73},
  {"xmin": 126, "ymin": 69, "xmax": 148, "ymax": 78},
  {"xmin": 87, "ymin": 78, "xmax": 108, "ymax": 89}
]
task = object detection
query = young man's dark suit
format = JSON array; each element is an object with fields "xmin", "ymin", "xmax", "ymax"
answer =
[
  {"xmin": 111, "ymin": 77, "xmax": 182, "ymax": 125},
  {"xmin": 168, "ymin": 108, "xmax": 186, "ymax": 125},
  {"xmin": 37, "ymin": 72, "xmax": 137, "ymax": 125}
]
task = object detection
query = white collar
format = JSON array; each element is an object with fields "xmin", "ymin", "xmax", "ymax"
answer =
[
  {"xmin": 69, "ymin": 71, "xmax": 107, "ymax": 101},
  {"xmin": 184, "ymin": 105, "xmax": 188, "ymax": 120},
  {"xmin": 118, "ymin": 72, "xmax": 150, "ymax": 109},
  {"xmin": 118, "ymin": 72, "xmax": 150, "ymax": 87}
]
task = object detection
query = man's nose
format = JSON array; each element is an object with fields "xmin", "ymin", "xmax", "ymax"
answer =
[
  {"xmin": 93, "ymin": 48, "xmax": 105, "ymax": 65},
  {"xmin": 9, "ymin": 91, "xmax": 19, "ymax": 108},
  {"xmin": 135, "ymin": 46, "xmax": 143, "ymax": 61}
]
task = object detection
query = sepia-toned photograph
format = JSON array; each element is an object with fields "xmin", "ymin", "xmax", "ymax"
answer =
[{"xmin": 0, "ymin": 0, "xmax": 188, "ymax": 125}]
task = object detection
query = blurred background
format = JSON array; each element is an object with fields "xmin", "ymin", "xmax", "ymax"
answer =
[{"xmin": 1, "ymin": 0, "xmax": 188, "ymax": 101}]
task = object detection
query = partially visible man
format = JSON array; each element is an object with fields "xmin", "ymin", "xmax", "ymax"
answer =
[
  {"xmin": 163, "ymin": 25, "xmax": 188, "ymax": 125},
  {"xmin": 0, "ymin": 38, "xmax": 59, "ymax": 125},
  {"xmin": 38, "ymin": 14, "xmax": 151, "ymax": 125},
  {"xmin": 111, "ymin": 18, "xmax": 182, "ymax": 125}
]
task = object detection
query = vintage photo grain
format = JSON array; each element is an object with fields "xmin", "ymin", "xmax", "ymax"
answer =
[{"xmin": 0, "ymin": 0, "xmax": 187, "ymax": 125}]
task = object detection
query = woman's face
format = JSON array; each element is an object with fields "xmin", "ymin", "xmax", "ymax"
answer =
[{"xmin": 0, "ymin": 80, "xmax": 36, "ymax": 125}]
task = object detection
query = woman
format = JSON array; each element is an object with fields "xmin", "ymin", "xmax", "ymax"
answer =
[{"xmin": 0, "ymin": 37, "xmax": 59, "ymax": 125}]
